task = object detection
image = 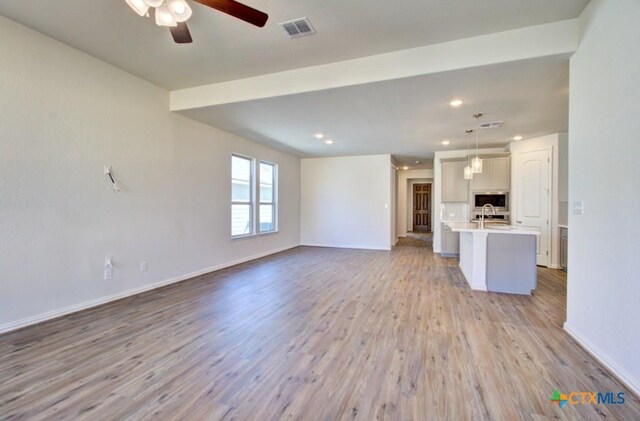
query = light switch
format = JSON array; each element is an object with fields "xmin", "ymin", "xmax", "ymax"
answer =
[
  {"xmin": 573, "ymin": 201, "xmax": 584, "ymax": 215},
  {"xmin": 104, "ymin": 256, "xmax": 113, "ymax": 280}
]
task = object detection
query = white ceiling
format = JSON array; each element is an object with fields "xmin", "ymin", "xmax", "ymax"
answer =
[
  {"xmin": 0, "ymin": 0, "xmax": 588, "ymax": 90},
  {"xmin": 1, "ymin": 1, "xmax": 578, "ymax": 167},
  {"xmin": 180, "ymin": 56, "xmax": 570, "ymax": 166}
]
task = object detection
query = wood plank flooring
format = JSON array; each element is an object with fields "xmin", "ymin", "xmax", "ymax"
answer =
[{"xmin": 1, "ymin": 238, "xmax": 639, "ymax": 420}]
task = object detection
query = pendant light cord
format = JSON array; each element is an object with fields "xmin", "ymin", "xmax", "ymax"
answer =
[
  {"xmin": 473, "ymin": 113, "xmax": 483, "ymax": 157},
  {"xmin": 466, "ymin": 129, "xmax": 473, "ymax": 164}
]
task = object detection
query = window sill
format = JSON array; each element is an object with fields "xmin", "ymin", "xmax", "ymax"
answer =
[
  {"xmin": 231, "ymin": 233, "xmax": 257, "ymax": 240},
  {"xmin": 259, "ymin": 230, "xmax": 279, "ymax": 236}
]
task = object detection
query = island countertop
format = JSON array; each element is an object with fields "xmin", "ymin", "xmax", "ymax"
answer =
[
  {"xmin": 445, "ymin": 221, "xmax": 539, "ymax": 294},
  {"xmin": 446, "ymin": 222, "xmax": 540, "ymax": 236}
]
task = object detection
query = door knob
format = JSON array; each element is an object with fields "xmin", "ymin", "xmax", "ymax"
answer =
[{"xmin": 516, "ymin": 220, "xmax": 522, "ymax": 224}]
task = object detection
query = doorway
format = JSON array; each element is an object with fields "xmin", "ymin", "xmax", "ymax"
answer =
[{"xmin": 412, "ymin": 183, "xmax": 431, "ymax": 232}]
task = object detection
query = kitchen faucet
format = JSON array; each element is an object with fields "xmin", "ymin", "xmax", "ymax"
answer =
[{"xmin": 480, "ymin": 204, "xmax": 496, "ymax": 230}]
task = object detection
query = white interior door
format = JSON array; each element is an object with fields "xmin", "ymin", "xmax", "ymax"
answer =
[{"xmin": 515, "ymin": 148, "xmax": 550, "ymax": 266}]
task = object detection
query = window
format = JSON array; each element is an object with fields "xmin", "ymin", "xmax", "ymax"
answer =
[
  {"xmin": 231, "ymin": 155, "xmax": 277, "ymax": 237},
  {"xmin": 231, "ymin": 155, "xmax": 254, "ymax": 237},
  {"xmin": 259, "ymin": 162, "xmax": 277, "ymax": 233}
]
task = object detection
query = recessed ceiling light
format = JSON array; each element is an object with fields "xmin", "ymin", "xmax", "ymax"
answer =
[
  {"xmin": 324, "ymin": 139, "xmax": 334, "ymax": 145},
  {"xmin": 513, "ymin": 135, "xmax": 523, "ymax": 141},
  {"xmin": 314, "ymin": 132, "xmax": 324, "ymax": 139},
  {"xmin": 403, "ymin": 166, "xmax": 409, "ymax": 170},
  {"xmin": 441, "ymin": 140, "xmax": 450, "ymax": 145},
  {"xmin": 449, "ymin": 99, "xmax": 464, "ymax": 108}
]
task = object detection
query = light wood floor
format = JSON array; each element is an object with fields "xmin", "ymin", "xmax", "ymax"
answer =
[{"xmin": 1, "ymin": 239, "xmax": 639, "ymax": 420}]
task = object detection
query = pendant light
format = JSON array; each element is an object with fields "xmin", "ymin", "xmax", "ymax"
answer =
[
  {"xmin": 464, "ymin": 129, "xmax": 474, "ymax": 180},
  {"xmin": 471, "ymin": 113, "xmax": 483, "ymax": 173}
]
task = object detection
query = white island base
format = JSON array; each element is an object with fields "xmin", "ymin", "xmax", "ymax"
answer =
[{"xmin": 450, "ymin": 224, "xmax": 539, "ymax": 295}]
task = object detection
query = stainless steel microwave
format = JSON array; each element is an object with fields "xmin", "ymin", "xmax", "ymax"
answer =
[{"xmin": 473, "ymin": 192, "xmax": 509, "ymax": 210}]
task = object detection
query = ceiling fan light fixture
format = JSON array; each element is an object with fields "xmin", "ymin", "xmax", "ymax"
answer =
[
  {"xmin": 144, "ymin": 0, "xmax": 164, "ymax": 7},
  {"xmin": 125, "ymin": 0, "xmax": 150, "ymax": 16},
  {"xmin": 155, "ymin": 4, "xmax": 178, "ymax": 26},
  {"xmin": 168, "ymin": 0, "xmax": 192, "ymax": 22}
]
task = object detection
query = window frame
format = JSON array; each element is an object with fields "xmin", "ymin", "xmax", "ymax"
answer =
[
  {"xmin": 231, "ymin": 154, "xmax": 256, "ymax": 238},
  {"xmin": 258, "ymin": 160, "xmax": 278, "ymax": 234}
]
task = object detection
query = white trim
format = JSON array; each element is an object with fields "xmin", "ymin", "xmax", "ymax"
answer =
[
  {"xmin": 564, "ymin": 323, "xmax": 640, "ymax": 398},
  {"xmin": 301, "ymin": 243, "xmax": 391, "ymax": 251},
  {"xmin": 0, "ymin": 244, "xmax": 300, "ymax": 335}
]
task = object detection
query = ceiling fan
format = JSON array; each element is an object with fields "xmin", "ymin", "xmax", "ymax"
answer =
[{"xmin": 124, "ymin": 0, "xmax": 268, "ymax": 44}]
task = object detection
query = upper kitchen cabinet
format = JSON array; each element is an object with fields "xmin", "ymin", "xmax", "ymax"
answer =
[
  {"xmin": 471, "ymin": 156, "xmax": 510, "ymax": 191},
  {"xmin": 442, "ymin": 160, "xmax": 469, "ymax": 202}
]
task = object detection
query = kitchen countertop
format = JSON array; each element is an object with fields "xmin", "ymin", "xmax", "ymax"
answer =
[{"xmin": 446, "ymin": 221, "xmax": 540, "ymax": 236}]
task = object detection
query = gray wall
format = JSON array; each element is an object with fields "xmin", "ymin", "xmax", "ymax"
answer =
[
  {"xmin": 566, "ymin": 0, "xmax": 640, "ymax": 393},
  {"xmin": 0, "ymin": 16, "xmax": 301, "ymax": 330}
]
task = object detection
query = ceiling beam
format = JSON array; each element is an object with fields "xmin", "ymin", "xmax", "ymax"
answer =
[{"xmin": 170, "ymin": 19, "xmax": 578, "ymax": 111}]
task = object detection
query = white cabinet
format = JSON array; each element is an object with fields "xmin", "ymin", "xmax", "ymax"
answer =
[
  {"xmin": 471, "ymin": 157, "xmax": 510, "ymax": 191},
  {"xmin": 442, "ymin": 160, "xmax": 468, "ymax": 202},
  {"xmin": 490, "ymin": 157, "xmax": 510, "ymax": 191},
  {"xmin": 470, "ymin": 163, "xmax": 490, "ymax": 191},
  {"xmin": 441, "ymin": 224, "xmax": 460, "ymax": 256}
]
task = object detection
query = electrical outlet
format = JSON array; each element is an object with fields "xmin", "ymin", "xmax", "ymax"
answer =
[
  {"xmin": 104, "ymin": 256, "xmax": 113, "ymax": 280},
  {"xmin": 140, "ymin": 261, "xmax": 148, "ymax": 272},
  {"xmin": 573, "ymin": 200, "xmax": 584, "ymax": 215}
]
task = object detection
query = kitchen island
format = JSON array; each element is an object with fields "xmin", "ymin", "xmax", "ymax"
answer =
[{"xmin": 446, "ymin": 222, "xmax": 540, "ymax": 295}]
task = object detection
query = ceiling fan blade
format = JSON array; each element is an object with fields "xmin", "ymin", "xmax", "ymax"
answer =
[
  {"xmin": 170, "ymin": 22, "xmax": 193, "ymax": 44},
  {"xmin": 193, "ymin": 0, "xmax": 268, "ymax": 27}
]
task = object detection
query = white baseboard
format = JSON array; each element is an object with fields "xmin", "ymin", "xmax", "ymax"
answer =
[
  {"xmin": 0, "ymin": 244, "xmax": 300, "ymax": 335},
  {"xmin": 564, "ymin": 323, "xmax": 640, "ymax": 397},
  {"xmin": 301, "ymin": 242, "xmax": 391, "ymax": 251}
]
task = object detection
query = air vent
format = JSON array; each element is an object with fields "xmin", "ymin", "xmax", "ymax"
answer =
[
  {"xmin": 479, "ymin": 121, "xmax": 504, "ymax": 129},
  {"xmin": 279, "ymin": 17, "xmax": 315, "ymax": 38}
]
